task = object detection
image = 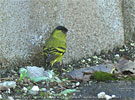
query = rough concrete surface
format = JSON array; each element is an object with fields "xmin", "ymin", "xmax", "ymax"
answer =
[
  {"xmin": 0, "ymin": 0, "xmax": 124, "ymax": 67},
  {"xmin": 74, "ymin": 81, "xmax": 135, "ymax": 100},
  {"xmin": 122, "ymin": 0, "xmax": 135, "ymax": 41}
]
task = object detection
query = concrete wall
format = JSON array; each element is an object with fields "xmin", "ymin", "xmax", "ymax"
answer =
[
  {"xmin": 122, "ymin": 0, "xmax": 135, "ymax": 41},
  {"xmin": 0, "ymin": 0, "xmax": 124, "ymax": 67}
]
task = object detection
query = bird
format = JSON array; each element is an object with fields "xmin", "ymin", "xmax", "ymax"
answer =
[{"xmin": 42, "ymin": 26, "xmax": 68, "ymax": 70}]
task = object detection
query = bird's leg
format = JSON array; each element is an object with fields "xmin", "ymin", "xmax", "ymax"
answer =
[
  {"xmin": 53, "ymin": 62, "xmax": 63, "ymax": 76},
  {"xmin": 58, "ymin": 61, "xmax": 63, "ymax": 76},
  {"xmin": 47, "ymin": 64, "xmax": 52, "ymax": 70},
  {"xmin": 44, "ymin": 62, "xmax": 51, "ymax": 71}
]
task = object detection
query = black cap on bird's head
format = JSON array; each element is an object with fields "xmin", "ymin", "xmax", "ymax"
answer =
[{"xmin": 55, "ymin": 26, "xmax": 68, "ymax": 34}]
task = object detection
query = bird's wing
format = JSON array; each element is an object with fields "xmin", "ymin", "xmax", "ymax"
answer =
[{"xmin": 43, "ymin": 47, "xmax": 66, "ymax": 62}]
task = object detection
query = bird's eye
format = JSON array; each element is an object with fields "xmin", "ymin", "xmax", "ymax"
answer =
[{"xmin": 62, "ymin": 30, "xmax": 67, "ymax": 34}]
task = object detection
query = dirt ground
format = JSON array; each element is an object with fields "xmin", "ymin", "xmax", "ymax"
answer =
[{"xmin": 0, "ymin": 40, "xmax": 135, "ymax": 100}]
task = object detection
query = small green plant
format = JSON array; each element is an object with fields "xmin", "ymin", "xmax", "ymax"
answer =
[{"xmin": 19, "ymin": 68, "xmax": 29, "ymax": 80}]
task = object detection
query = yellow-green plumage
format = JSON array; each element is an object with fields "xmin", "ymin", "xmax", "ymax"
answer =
[{"xmin": 42, "ymin": 26, "xmax": 68, "ymax": 68}]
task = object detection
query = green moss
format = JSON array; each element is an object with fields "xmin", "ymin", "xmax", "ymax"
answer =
[
  {"xmin": 91, "ymin": 71, "xmax": 117, "ymax": 81},
  {"xmin": 120, "ymin": 75, "xmax": 135, "ymax": 81}
]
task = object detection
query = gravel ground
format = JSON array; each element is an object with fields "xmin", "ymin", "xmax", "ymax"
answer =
[{"xmin": 0, "ymin": 40, "xmax": 135, "ymax": 100}]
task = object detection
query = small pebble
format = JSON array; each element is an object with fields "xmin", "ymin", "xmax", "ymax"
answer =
[
  {"xmin": 6, "ymin": 88, "xmax": 11, "ymax": 93},
  {"xmin": 97, "ymin": 92, "xmax": 116, "ymax": 100},
  {"xmin": 50, "ymin": 88, "xmax": 53, "ymax": 91},
  {"xmin": 72, "ymin": 83, "xmax": 75, "ymax": 88},
  {"xmin": 8, "ymin": 96, "xmax": 14, "ymax": 100},
  {"xmin": 23, "ymin": 87, "xmax": 28, "ymax": 93},
  {"xmin": 81, "ymin": 59, "xmax": 85, "ymax": 63},
  {"xmin": 73, "ymin": 93, "xmax": 75, "ymax": 95},
  {"xmin": 111, "ymin": 95, "xmax": 116, "ymax": 98},
  {"xmin": 76, "ymin": 82, "xmax": 80, "ymax": 86},
  {"xmin": 130, "ymin": 43, "xmax": 135, "ymax": 46},
  {"xmin": 0, "ymin": 95, "xmax": 2, "ymax": 99},
  {"xmin": 86, "ymin": 64, "xmax": 90, "ymax": 67},
  {"xmin": 93, "ymin": 56, "xmax": 98, "ymax": 59},
  {"xmin": 29, "ymin": 86, "xmax": 39, "ymax": 95},
  {"xmin": 119, "ymin": 49, "xmax": 125, "ymax": 52},
  {"xmin": 40, "ymin": 88, "xmax": 47, "ymax": 92},
  {"xmin": 105, "ymin": 95, "xmax": 112, "ymax": 100},
  {"xmin": 115, "ymin": 54, "xmax": 120, "ymax": 57},
  {"xmin": 0, "ymin": 81, "xmax": 16, "ymax": 90},
  {"xmin": 32, "ymin": 86, "xmax": 39, "ymax": 91},
  {"xmin": 87, "ymin": 58, "xmax": 91, "ymax": 62},
  {"xmin": 97, "ymin": 92, "xmax": 106, "ymax": 98},
  {"xmin": 51, "ymin": 91, "xmax": 55, "ymax": 93},
  {"xmin": 42, "ymin": 82, "xmax": 45, "ymax": 85},
  {"xmin": 96, "ymin": 60, "xmax": 99, "ymax": 64}
]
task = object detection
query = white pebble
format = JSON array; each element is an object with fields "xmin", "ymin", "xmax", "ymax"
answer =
[
  {"xmin": 93, "ymin": 56, "xmax": 98, "ymax": 59},
  {"xmin": 105, "ymin": 95, "xmax": 112, "ymax": 100},
  {"xmin": 42, "ymin": 82, "xmax": 45, "ymax": 84},
  {"xmin": 29, "ymin": 86, "xmax": 39, "ymax": 95},
  {"xmin": 8, "ymin": 96, "xmax": 14, "ymax": 100},
  {"xmin": 87, "ymin": 58, "xmax": 91, "ymax": 62},
  {"xmin": 0, "ymin": 81, "xmax": 16, "ymax": 90},
  {"xmin": 6, "ymin": 88, "xmax": 11, "ymax": 93},
  {"xmin": 39, "ymin": 35, "xmax": 43, "ymax": 40},
  {"xmin": 51, "ymin": 91, "xmax": 55, "ymax": 93},
  {"xmin": 69, "ymin": 65, "xmax": 72, "ymax": 67},
  {"xmin": 97, "ymin": 92, "xmax": 116, "ymax": 100},
  {"xmin": 115, "ymin": 54, "xmax": 120, "ymax": 57},
  {"xmin": 50, "ymin": 88, "xmax": 53, "ymax": 91},
  {"xmin": 23, "ymin": 87, "xmax": 28, "ymax": 93},
  {"xmin": 81, "ymin": 59, "xmax": 85, "ymax": 63},
  {"xmin": 31, "ymin": 86, "xmax": 39, "ymax": 91},
  {"xmin": 111, "ymin": 95, "xmax": 116, "ymax": 98},
  {"xmin": 130, "ymin": 43, "xmax": 135, "ymax": 46},
  {"xmin": 76, "ymin": 82, "xmax": 80, "ymax": 86},
  {"xmin": 0, "ymin": 95, "xmax": 2, "ymax": 99},
  {"xmin": 97, "ymin": 92, "xmax": 106, "ymax": 98}
]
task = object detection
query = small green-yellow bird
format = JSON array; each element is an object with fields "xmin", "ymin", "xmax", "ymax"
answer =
[{"xmin": 42, "ymin": 26, "xmax": 68, "ymax": 69}]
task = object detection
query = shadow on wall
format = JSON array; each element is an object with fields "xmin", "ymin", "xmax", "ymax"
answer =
[
  {"xmin": 0, "ymin": 44, "xmax": 45, "ymax": 68},
  {"xmin": 28, "ymin": 44, "xmax": 45, "ymax": 67}
]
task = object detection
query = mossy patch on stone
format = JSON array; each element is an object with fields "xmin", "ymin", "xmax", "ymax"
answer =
[
  {"xmin": 119, "ymin": 75, "xmax": 135, "ymax": 81},
  {"xmin": 91, "ymin": 71, "xmax": 117, "ymax": 81}
]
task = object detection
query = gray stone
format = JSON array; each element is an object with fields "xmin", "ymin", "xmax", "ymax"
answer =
[
  {"xmin": 0, "ymin": 81, "xmax": 16, "ymax": 90},
  {"xmin": 26, "ymin": 66, "xmax": 49, "ymax": 79},
  {"xmin": 66, "ymin": 70, "xmax": 84, "ymax": 81},
  {"xmin": 7, "ymin": 96, "xmax": 14, "ymax": 100},
  {"xmin": 65, "ymin": 64, "xmax": 115, "ymax": 81},
  {"xmin": 116, "ymin": 58, "xmax": 135, "ymax": 74},
  {"xmin": 0, "ymin": 0, "xmax": 124, "ymax": 66}
]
